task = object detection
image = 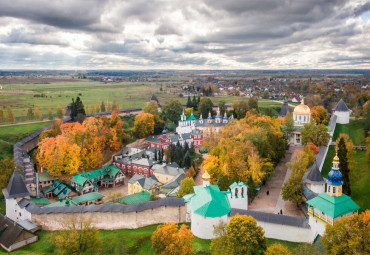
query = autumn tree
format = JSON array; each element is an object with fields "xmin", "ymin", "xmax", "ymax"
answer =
[
  {"xmin": 281, "ymin": 112, "xmax": 295, "ymax": 141},
  {"xmin": 266, "ymin": 243, "xmax": 292, "ymax": 255},
  {"xmin": 151, "ymin": 223, "xmax": 194, "ymax": 255},
  {"xmin": 211, "ymin": 214, "xmax": 266, "ymax": 255},
  {"xmin": 50, "ymin": 218, "xmax": 101, "ymax": 255},
  {"xmin": 177, "ymin": 177, "xmax": 195, "ymax": 198},
  {"xmin": 367, "ymin": 134, "xmax": 370, "ymax": 162},
  {"xmin": 35, "ymin": 107, "xmax": 43, "ymax": 121},
  {"xmin": 132, "ymin": 112, "xmax": 155, "ymax": 138},
  {"xmin": 0, "ymin": 108, "xmax": 4, "ymax": 123},
  {"xmin": 322, "ymin": 210, "xmax": 370, "ymax": 255},
  {"xmin": 0, "ymin": 158, "xmax": 16, "ymax": 191},
  {"xmin": 248, "ymin": 97, "xmax": 259, "ymax": 112},
  {"xmin": 39, "ymin": 120, "xmax": 63, "ymax": 141},
  {"xmin": 184, "ymin": 107, "xmax": 193, "ymax": 118},
  {"xmin": 301, "ymin": 122, "xmax": 330, "ymax": 146},
  {"xmin": 56, "ymin": 105, "xmax": 64, "ymax": 119},
  {"xmin": 143, "ymin": 101, "xmax": 164, "ymax": 134},
  {"xmin": 311, "ymin": 106, "xmax": 329, "ymax": 125},
  {"xmin": 232, "ymin": 100, "xmax": 249, "ymax": 119},
  {"xmin": 282, "ymin": 148, "xmax": 314, "ymax": 205},
  {"xmin": 210, "ymin": 221, "xmax": 233, "ymax": 255},
  {"xmin": 161, "ymin": 99, "xmax": 183, "ymax": 124},
  {"xmin": 48, "ymin": 108, "xmax": 54, "ymax": 120},
  {"xmin": 6, "ymin": 107, "xmax": 15, "ymax": 123},
  {"xmin": 27, "ymin": 107, "xmax": 35, "ymax": 120}
]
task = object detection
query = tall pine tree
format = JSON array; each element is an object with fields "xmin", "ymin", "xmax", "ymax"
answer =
[
  {"xmin": 186, "ymin": 96, "xmax": 192, "ymax": 108},
  {"xmin": 192, "ymin": 95, "xmax": 198, "ymax": 110},
  {"xmin": 338, "ymin": 137, "xmax": 351, "ymax": 195},
  {"xmin": 71, "ymin": 97, "xmax": 86, "ymax": 123}
]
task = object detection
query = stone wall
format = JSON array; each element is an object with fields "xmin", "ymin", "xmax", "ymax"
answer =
[{"xmin": 31, "ymin": 205, "xmax": 186, "ymax": 231}]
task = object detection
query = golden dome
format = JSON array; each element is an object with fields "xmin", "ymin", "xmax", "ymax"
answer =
[
  {"xmin": 293, "ymin": 99, "xmax": 310, "ymax": 114},
  {"xmin": 202, "ymin": 170, "xmax": 210, "ymax": 180},
  {"xmin": 333, "ymin": 153, "xmax": 339, "ymax": 163}
]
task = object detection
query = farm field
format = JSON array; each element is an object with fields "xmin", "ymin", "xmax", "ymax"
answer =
[
  {"xmin": 0, "ymin": 121, "xmax": 51, "ymax": 159},
  {"xmin": 0, "ymin": 224, "xmax": 306, "ymax": 255},
  {"xmin": 0, "ymin": 79, "xmax": 282, "ymax": 123}
]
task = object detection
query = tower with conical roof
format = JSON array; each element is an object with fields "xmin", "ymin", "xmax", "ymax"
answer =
[
  {"xmin": 306, "ymin": 152, "xmax": 360, "ymax": 236},
  {"xmin": 333, "ymin": 98, "xmax": 350, "ymax": 124}
]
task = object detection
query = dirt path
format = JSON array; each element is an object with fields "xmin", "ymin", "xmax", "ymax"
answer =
[{"xmin": 249, "ymin": 145, "xmax": 305, "ymax": 218}]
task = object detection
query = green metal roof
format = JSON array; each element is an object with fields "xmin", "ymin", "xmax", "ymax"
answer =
[
  {"xmin": 42, "ymin": 199, "xmax": 77, "ymax": 208},
  {"xmin": 187, "ymin": 114, "xmax": 196, "ymax": 121},
  {"xmin": 73, "ymin": 174, "xmax": 88, "ymax": 186},
  {"xmin": 229, "ymin": 182, "xmax": 248, "ymax": 189},
  {"xmin": 42, "ymin": 185, "xmax": 55, "ymax": 194},
  {"xmin": 71, "ymin": 192, "xmax": 104, "ymax": 204},
  {"xmin": 80, "ymin": 165, "xmax": 119, "ymax": 181},
  {"xmin": 119, "ymin": 191, "xmax": 150, "ymax": 205},
  {"xmin": 31, "ymin": 197, "xmax": 50, "ymax": 205},
  {"xmin": 306, "ymin": 193, "xmax": 360, "ymax": 218},
  {"xmin": 188, "ymin": 185, "xmax": 231, "ymax": 217}
]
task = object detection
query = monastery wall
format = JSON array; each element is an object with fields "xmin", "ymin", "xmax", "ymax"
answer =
[
  {"xmin": 256, "ymin": 220, "xmax": 315, "ymax": 243},
  {"xmin": 28, "ymin": 199, "xmax": 187, "ymax": 231}
]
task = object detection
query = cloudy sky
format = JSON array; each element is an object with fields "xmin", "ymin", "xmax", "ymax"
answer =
[{"xmin": 0, "ymin": 0, "xmax": 369, "ymax": 69}]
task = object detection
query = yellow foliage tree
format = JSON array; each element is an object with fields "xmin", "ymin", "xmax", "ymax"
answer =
[
  {"xmin": 132, "ymin": 112, "xmax": 155, "ymax": 138},
  {"xmin": 151, "ymin": 223, "xmax": 193, "ymax": 255},
  {"xmin": 265, "ymin": 243, "xmax": 292, "ymax": 255}
]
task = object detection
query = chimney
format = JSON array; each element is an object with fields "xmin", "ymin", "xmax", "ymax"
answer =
[{"xmin": 36, "ymin": 172, "xmax": 40, "ymax": 198}]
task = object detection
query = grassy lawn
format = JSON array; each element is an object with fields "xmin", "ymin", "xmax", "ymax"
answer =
[
  {"xmin": 332, "ymin": 120, "xmax": 365, "ymax": 145},
  {"xmin": 0, "ymin": 121, "xmax": 51, "ymax": 159},
  {"xmin": 321, "ymin": 146, "xmax": 369, "ymax": 211},
  {"xmin": 0, "ymin": 224, "xmax": 307, "ymax": 254}
]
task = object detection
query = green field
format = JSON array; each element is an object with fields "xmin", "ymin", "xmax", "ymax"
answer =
[
  {"xmin": 0, "ymin": 121, "xmax": 51, "ymax": 159},
  {"xmin": 321, "ymin": 146, "xmax": 369, "ymax": 211},
  {"xmin": 0, "ymin": 79, "xmax": 282, "ymax": 123},
  {"xmin": 332, "ymin": 120, "xmax": 366, "ymax": 145},
  {"xmin": 0, "ymin": 224, "xmax": 306, "ymax": 255}
]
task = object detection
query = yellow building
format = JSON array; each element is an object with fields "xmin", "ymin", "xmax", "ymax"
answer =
[{"xmin": 128, "ymin": 174, "xmax": 160, "ymax": 195}]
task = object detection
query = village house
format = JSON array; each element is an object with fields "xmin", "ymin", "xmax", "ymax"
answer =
[
  {"xmin": 42, "ymin": 180, "xmax": 78, "ymax": 199},
  {"xmin": 152, "ymin": 162, "xmax": 186, "ymax": 184},
  {"xmin": 71, "ymin": 192, "xmax": 104, "ymax": 206},
  {"xmin": 70, "ymin": 165, "xmax": 124, "ymax": 195},
  {"xmin": 128, "ymin": 174, "xmax": 160, "ymax": 195}
]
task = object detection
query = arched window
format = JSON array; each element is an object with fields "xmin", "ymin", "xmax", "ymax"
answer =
[
  {"xmin": 241, "ymin": 187, "xmax": 244, "ymax": 197},
  {"xmin": 333, "ymin": 187, "xmax": 336, "ymax": 194},
  {"xmin": 235, "ymin": 188, "xmax": 238, "ymax": 197}
]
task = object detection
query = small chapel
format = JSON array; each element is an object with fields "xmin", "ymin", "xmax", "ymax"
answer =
[
  {"xmin": 290, "ymin": 98, "xmax": 311, "ymax": 144},
  {"xmin": 306, "ymin": 153, "xmax": 360, "ymax": 236},
  {"xmin": 183, "ymin": 171, "xmax": 248, "ymax": 239}
]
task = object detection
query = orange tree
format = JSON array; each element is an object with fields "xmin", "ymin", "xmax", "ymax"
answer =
[{"xmin": 151, "ymin": 223, "xmax": 193, "ymax": 255}]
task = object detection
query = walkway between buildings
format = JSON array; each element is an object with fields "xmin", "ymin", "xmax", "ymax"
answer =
[{"xmin": 249, "ymin": 145, "xmax": 305, "ymax": 218}]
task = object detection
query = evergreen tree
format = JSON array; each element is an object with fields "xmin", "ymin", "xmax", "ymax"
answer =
[
  {"xmin": 184, "ymin": 141, "xmax": 189, "ymax": 154},
  {"xmin": 112, "ymin": 100, "xmax": 118, "ymax": 110},
  {"xmin": 189, "ymin": 143, "xmax": 195, "ymax": 155},
  {"xmin": 154, "ymin": 149, "xmax": 158, "ymax": 161},
  {"xmin": 186, "ymin": 96, "xmax": 192, "ymax": 108},
  {"xmin": 27, "ymin": 107, "xmax": 35, "ymax": 120},
  {"xmin": 248, "ymin": 97, "xmax": 259, "ymax": 112},
  {"xmin": 182, "ymin": 151, "xmax": 191, "ymax": 168},
  {"xmin": 100, "ymin": 101, "xmax": 106, "ymax": 112},
  {"xmin": 71, "ymin": 97, "xmax": 86, "ymax": 123},
  {"xmin": 175, "ymin": 141, "xmax": 183, "ymax": 165},
  {"xmin": 338, "ymin": 137, "xmax": 351, "ymax": 195},
  {"xmin": 192, "ymin": 95, "xmax": 198, "ymax": 110},
  {"xmin": 159, "ymin": 149, "xmax": 163, "ymax": 163}
]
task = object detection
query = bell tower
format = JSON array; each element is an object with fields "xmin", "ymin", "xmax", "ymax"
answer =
[
  {"xmin": 202, "ymin": 170, "xmax": 210, "ymax": 187},
  {"xmin": 326, "ymin": 152, "xmax": 343, "ymax": 197}
]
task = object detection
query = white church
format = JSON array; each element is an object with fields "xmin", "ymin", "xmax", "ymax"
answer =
[{"xmin": 183, "ymin": 171, "xmax": 248, "ymax": 239}]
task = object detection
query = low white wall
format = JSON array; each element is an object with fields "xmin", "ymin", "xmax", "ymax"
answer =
[
  {"xmin": 310, "ymin": 183, "xmax": 325, "ymax": 194},
  {"xmin": 256, "ymin": 220, "xmax": 315, "ymax": 243},
  {"xmin": 334, "ymin": 111, "xmax": 349, "ymax": 124}
]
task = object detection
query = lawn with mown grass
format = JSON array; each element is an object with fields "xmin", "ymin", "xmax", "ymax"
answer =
[
  {"xmin": 0, "ymin": 121, "xmax": 51, "ymax": 159},
  {"xmin": 0, "ymin": 224, "xmax": 307, "ymax": 254},
  {"xmin": 321, "ymin": 146, "xmax": 369, "ymax": 211},
  {"xmin": 332, "ymin": 120, "xmax": 365, "ymax": 145}
]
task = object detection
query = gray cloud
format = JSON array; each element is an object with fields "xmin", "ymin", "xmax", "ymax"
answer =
[{"xmin": 0, "ymin": 0, "xmax": 368, "ymax": 69}]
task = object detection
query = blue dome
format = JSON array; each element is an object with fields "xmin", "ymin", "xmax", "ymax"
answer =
[
  {"xmin": 327, "ymin": 169, "xmax": 343, "ymax": 186},
  {"xmin": 223, "ymin": 115, "xmax": 228, "ymax": 119},
  {"xmin": 216, "ymin": 115, "xmax": 222, "ymax": 118},
  {"xmin": 162, "ymin": 129, "xmax": 167, "ymax": 134},
  {"xmin": 208, "ymin": 116, "xmax": 213, "ymax": 119}
]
